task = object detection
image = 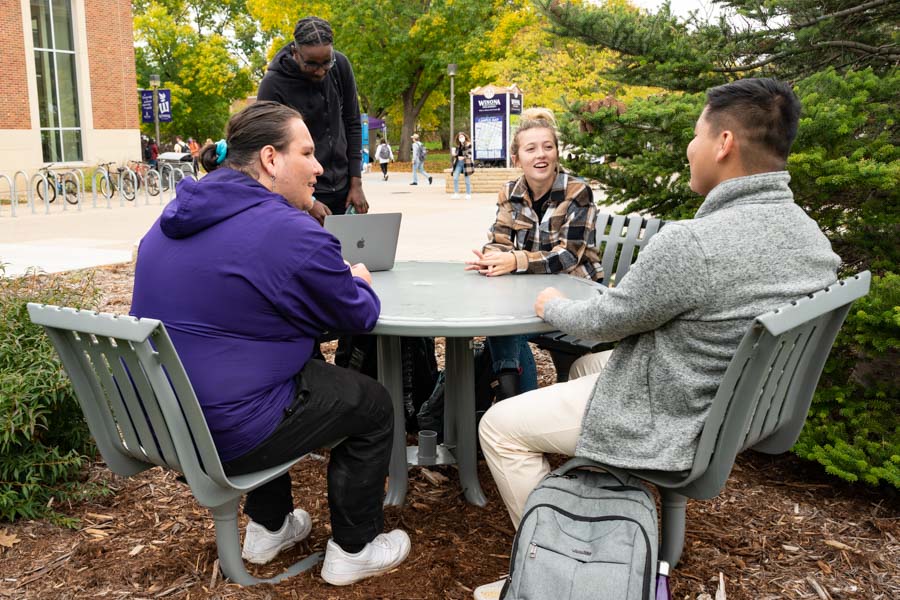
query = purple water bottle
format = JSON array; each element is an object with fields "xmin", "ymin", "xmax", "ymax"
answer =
[{"xmin": 656, "ymin": 560, "xmax": 671, "ymax": 600}]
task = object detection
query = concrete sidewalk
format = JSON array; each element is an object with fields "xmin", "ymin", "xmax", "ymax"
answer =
[
  {"xmin": 1, "ymin": 170, "xmax": 626, "ymax": 277},
  {"xmin": 0, "ymin": 172, "xmax": 498, "ymax": 277}
]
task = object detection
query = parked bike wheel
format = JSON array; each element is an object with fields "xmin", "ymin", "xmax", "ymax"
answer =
[
  {"xmin": 63, "ymin": 176, "xmax": 79, "ymax": 205},
  {"xmin": 35, "ymin": 178, "xmax": 57, "ymax": 203},
  {"xmin": 146, "ymin": 174, "xmax": 160, "ymax": 196},
  {"xmin": 99, "ymin": 175, "xmax": 114, "ymax": 199},
  {"xmin": 121, "ymin": 174, "xmax": 136, "ymax": 201}
]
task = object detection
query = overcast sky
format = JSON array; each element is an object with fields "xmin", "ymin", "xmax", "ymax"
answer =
[{"xmin": 628, "ymin": 0, "xmax": 723, "ymax": 19}]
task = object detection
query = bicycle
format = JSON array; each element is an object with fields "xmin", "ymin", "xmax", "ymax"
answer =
[
  {"xmin": 34, "ymin": 164, "xmax": 79, "ymax": 205},
  {"xmin": 126, "ymin": 160, "xmax": 161, "ymax": 197},
  {"xmin": 97, "ymin": 162, "xmax": 138, "ymax": 201}
]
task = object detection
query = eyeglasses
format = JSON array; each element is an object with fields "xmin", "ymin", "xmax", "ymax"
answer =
[{"xmin": 293, "ymin": 47, "xmax": 337, "ymax": 72}]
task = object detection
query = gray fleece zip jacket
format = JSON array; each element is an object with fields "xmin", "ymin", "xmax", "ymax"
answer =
[{"xmin": 544, "ymin": 172, "xmax": 841, "ymax": 470}]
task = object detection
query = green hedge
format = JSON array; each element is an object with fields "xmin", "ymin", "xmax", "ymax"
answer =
[
  {"xmin": 0, "ymin": 265, "xmax": 108, "ymax": 524},
  {"xmin": 793, "ymin": 272, "xmax": 900, "ymax": 488}
]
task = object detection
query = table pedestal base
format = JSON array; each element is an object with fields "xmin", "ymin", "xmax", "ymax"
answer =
[{"xmin": 381, "ymin": 335, "xmax": 487, "ymax": 507}]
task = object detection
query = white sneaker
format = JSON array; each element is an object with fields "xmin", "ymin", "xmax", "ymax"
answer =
[
  {"xmin": 451, "ymin": 193, "xmax": 460, "ymax": 199},
  {"xmin": 465, "ymin": 194, "xmax": 472, "ymax": 200},
  {"xmin": 473, "ymin": 579, "xmax": 507, "ymax": 599},
  {"xmin": 320, "ymin": 529, "xmax": 411, "ymax": 586},
  {"xmin": 241, "ymin": 508, "xmax": 312, "ymax": 565}
]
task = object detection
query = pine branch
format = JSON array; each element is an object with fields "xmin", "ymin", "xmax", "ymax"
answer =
[
  {"xmin": 789, "ymin": 0, "xmax": 896, "ymax": 31},
  {"xmin": 814, "ymin": 41, "xmax": 900, "ymax": 60},
  {"xmin": 712, "ymin": 48, "xmax": 815, "ymax": 73}
]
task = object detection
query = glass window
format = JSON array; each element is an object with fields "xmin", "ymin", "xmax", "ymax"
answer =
[
  {"xmin": 31, "ymin": 0, "xmax": 81, "ymax": 162},
  {"xmin": 34, "ymin": 50, "xmax": 58, "ymax": 128},
  {"xmin": 51, "ymin": 0, "xmax": 73, "ymax": 51}
]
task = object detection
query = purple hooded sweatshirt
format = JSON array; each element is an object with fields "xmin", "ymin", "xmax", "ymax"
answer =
[{"xmin": 131, "ymin": 168, "xmax": 380, "ymax": 461}]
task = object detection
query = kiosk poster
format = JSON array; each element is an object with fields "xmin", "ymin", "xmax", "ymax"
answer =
[
  {"xmin": 509, "ymin": 94, "xmax": 523, "ymax": 133},
  {"xmin": 472, "ymin": 93, "xmax": 506, "ymax": 161}
]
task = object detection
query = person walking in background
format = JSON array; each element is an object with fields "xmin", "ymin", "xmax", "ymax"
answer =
[
  {"xmin": 188, "ymin": 137, "xmax": 200, "ymax": 174},
  {"xmin": 375, "ymin": 137, "xmax": 393, "ymax": 181},
  {"xmin": 148, "ymin": 138, "xmax": 159, "ymax": 170},
  {"xmin": 410, "ymin": 133, "xmax": 432, "ymax": 186},
  {"xmin": 451, "ymin": 131, "xmax": 474, "ymax": 199},
  {"xmin": 173, "ymin": 135, "xmax": 188, "ymax": 154},
  {"xmin": 257, "ymin": 15, "xmax": 368, "ymax": 225}
]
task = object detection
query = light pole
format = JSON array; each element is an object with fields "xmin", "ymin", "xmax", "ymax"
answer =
[
  {"xmin": 447, "ymin": 64, "xmax": 457, "ymax": 144},
  {"xmin": 149, "ymin": 74, "xmax": 161, "ymax": 149}
]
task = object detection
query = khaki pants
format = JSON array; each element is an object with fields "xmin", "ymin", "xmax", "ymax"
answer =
[{"xmin": 478, "ymin": 371, "xmax": 601, "ymax": 527}]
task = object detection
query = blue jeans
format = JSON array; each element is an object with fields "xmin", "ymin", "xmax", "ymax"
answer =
[
  {"xmin": 412, "ymin": 160, "xmax": 430, "ymax": 183},
  {"xmin": 452, "ymin": 160, "xmax": 471, "ymax": 194},
  {"xmin": 486, "ymin": 334, "xmax": 538, "ymax": 393}
]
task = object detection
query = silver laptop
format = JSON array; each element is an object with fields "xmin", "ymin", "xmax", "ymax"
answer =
[{"xmin": 324, "ymin": 212, "xmax": 402, "ymax": 272}]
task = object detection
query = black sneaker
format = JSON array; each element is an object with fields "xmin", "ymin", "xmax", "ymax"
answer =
[
  {"xmin": 428, "ymin": 176, "xmax": 433, "ymax": 185},
  {"xmin": 409, "ymin": 182, "xmax": 418, "ymax": 185}
]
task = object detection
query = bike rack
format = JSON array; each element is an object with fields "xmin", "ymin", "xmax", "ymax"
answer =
[
  {"xmin": 12, "ymin": 171, "xmax": 33, "ymax": 215},
  {"xmin": 63, "ymin": 168, "xmax": 85, "ymax": 211},
  {"xmin": 93, "ymin": 167, "xmax": 112, "ymax": 209},
  {"xmin": 29, "ymin": 172, "xmax": 52, "ymax": 214},
  {"xmin": 0, "ymin": 174, "xmax": 13, "ymax": 218},
  {"xmin": 144, "ymin": 168, "xmax": 163, "ymax": 204},
  {"xmin": 121, "ymin": 167, "xmax": 139, "ymax": 206}
]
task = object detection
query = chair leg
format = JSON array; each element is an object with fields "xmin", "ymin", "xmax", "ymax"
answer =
[
  {"xmin": 659, "ymin": 489, "xmax": 687, "ymax": 569},
  {"xmin": 211, "ymin": 499, "xmax": 323, "ymax": 586}
]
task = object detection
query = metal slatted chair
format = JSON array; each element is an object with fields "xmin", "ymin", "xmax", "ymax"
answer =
[
  {"xmin": 611, "ymin": 271, "xmax": 870, "ymax": 567},
  {"xmin": 533, "ymin": 212, "xmax": 665, "ymax": 381},
  {"xmin": 26, "ymin": 304, "xmax": 322, "ymax": 586}
]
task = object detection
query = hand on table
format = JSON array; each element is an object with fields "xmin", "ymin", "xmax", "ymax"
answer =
[
  {"xmin": 350, "ymin": 262, "xmax": 373, "ymax": 285},
  {"xmin": 464, "ymin": 249, "xmax": 516, "ymax": 277},
  {"xmin": 308, "ymin": 199, "xmax": 332, "ymax": 226},
  {"xmin": 534, "ymin": 287, "xmax": 566, "ymax": 319}
]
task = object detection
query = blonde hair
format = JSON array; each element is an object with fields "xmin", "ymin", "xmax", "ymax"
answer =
[{"xmin": 510, "ymin": 107, "xmax": 560, "ymax": 159}]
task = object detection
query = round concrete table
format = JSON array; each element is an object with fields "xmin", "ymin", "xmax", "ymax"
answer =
[{"xmin": 370, "ymin": 261, "xmax": 604, "ymax": 506}]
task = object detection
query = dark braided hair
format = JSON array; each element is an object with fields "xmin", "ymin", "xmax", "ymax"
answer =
[{"xmin": 293, "ymin": 16, "xmax": 333, "ymax": 47}]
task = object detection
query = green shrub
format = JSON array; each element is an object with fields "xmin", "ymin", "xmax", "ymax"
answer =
[
  {"xmin": 0, "ymin": 265, "xmax": 109, "ymax": 524},
  {"xmin": 793, "ymin": 272, "xmax": 900, "ymax": 488}
]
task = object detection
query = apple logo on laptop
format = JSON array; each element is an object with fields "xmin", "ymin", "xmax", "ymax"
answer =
[{"xmin": 356, "ymin": 238, "xmax": 365, "ymax": 249}]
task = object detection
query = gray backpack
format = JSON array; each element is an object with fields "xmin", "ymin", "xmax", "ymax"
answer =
[{"xmin": 501, "ymin": 458, "xmax": 658, "ymax": 600}]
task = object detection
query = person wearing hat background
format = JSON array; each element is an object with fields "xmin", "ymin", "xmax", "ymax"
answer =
[
  {"xmin": 410, "ymin": 133, "xmax": 432, "ymax": 186},
  {"xmin": 257, "ymin": 16, "xmax": 368, "ymax": 224}
]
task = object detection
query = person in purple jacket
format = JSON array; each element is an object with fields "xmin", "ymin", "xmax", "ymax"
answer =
[{"xmin": 131, "ymin": 102, "xmax": 410, "ymax": 586}]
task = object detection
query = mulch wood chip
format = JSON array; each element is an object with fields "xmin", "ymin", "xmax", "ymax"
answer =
[{"xmin": 2, "ymin": 263, "xmax": 897, "ymax": 599}]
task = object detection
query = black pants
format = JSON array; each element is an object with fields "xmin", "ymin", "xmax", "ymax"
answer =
[
  {"xmin": 314, "ymin": 186, "xmax": 349, "ymax": 216},
  {"xmin": 223, "ymin": 359, "xmax": 393, "ymax": 548},
  {"xmin": 379, "ymin": 162, "xmax": 389, "ymax": 177}
]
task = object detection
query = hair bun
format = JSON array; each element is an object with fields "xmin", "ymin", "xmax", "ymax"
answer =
[{"xmin": 520, "ymin": 107, "xmax": 556, "ymax": 128}]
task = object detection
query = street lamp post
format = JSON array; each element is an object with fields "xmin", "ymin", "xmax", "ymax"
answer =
[
  {"xmin": 447, "ymin": 64, "xmax": 457, "ymax": 144},
  {"xmin": 149, "ymin": 74, "xmax": 161, "ymax": 149}
]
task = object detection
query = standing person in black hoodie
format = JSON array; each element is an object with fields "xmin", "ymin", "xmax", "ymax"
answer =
[{"xmin": 257, "ymin": 16, "xmax": 368, "ymax": 224}]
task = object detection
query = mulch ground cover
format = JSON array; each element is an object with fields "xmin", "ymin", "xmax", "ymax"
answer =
[{"xmin": 1, "ymin": 263, "xmax": 897, "ymax": 599}]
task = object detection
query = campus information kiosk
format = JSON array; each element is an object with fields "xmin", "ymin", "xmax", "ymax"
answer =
[{"xmin": 469, "ymin": 84, "xmax": 523, "ymax": 168}]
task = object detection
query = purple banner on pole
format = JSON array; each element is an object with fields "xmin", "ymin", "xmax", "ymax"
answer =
[
  {"xmin": 141, "ymin": 90, "xmax": 154, "ymax": 123},
  {"xmin": 472, "ymin": 93, "xmax": 507, "ymax": 161}
]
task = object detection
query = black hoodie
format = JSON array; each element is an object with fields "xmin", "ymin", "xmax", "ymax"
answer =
[{"xmin": 257, "ymin": 44, "xmax": 362, "ymax": 195}]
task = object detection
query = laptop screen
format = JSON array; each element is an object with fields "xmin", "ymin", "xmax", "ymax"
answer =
[{"xmin": 323, "ymin": 212, "xmax": 402, "ymax": 272}]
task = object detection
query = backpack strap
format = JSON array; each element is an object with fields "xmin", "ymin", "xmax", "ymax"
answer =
[{"xmin": 551, "ymin": 457, "xmax": 632, "ymax": 486}]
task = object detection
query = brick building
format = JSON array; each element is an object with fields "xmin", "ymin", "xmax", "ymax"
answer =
[{"xmin": 0, "ymin": 0, "xmax": 140, "ymax": 174}]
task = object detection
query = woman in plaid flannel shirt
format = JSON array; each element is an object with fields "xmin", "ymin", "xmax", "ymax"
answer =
[{"xmin": 465, "ymin": 108, "xmax": 602, "ymax": 399}]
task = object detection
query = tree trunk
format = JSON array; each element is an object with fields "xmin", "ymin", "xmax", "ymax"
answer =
[{"xmin": 399, "ymin": 68, "xmax": 443, "ymax": 162}]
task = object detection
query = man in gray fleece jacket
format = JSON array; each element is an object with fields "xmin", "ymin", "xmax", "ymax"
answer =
[{"xmin": 478, "ymin": 78, "xmax": 841, "ymax": 527}]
